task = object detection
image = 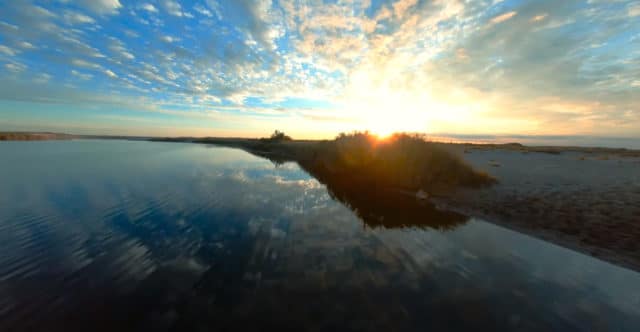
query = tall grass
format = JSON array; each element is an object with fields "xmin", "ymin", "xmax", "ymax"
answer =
[{"xmin": 306, "ymin": 132, "xmax": 496, "ymax": 193}]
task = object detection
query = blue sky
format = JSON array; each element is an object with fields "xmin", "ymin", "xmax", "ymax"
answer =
[{"xmin": 0, "ymin": 0, "xmax": 638, "ymax": 138}]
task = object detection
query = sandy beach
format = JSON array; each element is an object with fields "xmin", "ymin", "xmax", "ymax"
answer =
[{"xmin": 436, "ymin": 145, "xmax": 640, "ymax": 271}]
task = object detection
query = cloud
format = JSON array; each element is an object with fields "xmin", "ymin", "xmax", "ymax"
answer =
[
  {"xmin": 4, "ymin": 62, "xmax": 26, "ymax": 73},
  {"xmin": 76, "ymin": 0, "xmax": 122, "ymax": 16},
  {"xmin": 140, "ymin": 3, "xmax": 158, "ymax": 13},
  {"xmin": 194, "ymin": 4, "xmax": 212, "ymax": 17},
  {"xmin": 71, "ymin": 59, "xmax": 102, "ymax": 70},
  {"xmin": 108, "ymin": 37, "xmax": 135, "ymax": 60},
  {"xmin": 34, "ymin": 73, "xmax": 52, "ymax": 84},
  {"xmin": 393, "ymin": 0, "xmax": 418, "ymax": 19},
  {"xmin": 490, "ymin": 11, "xmax": 518, "ymax": 24},
  {"xmin": 104, "ymin": 69, "xmax": 118, "ymax": 78},
  {"xmin": 18, "ymin": 41, "xmax": 35, "ymax": 50},
  {"xmin": 0, "ymin": 45, "xmax": 18, "ymax": 56},
  {"xmin": 0, "ymin": 0, "xmax": 638, "ymax": 137},
  {"xmin": 160, "ymin": 35, "xmax": 179, "ymax": 43},
  {"xmin": 0, "ymin": 21, "xmax": 19, "ymax": 34},
  {"xmin": 63, "ymin": 11, "xmax": 96, "ymax": 24},
  {"xmin": 205, "ymin": 0, "xmax": 223, "ymax": 19},
  {"xmin": 161, "ymin": 0, "xmax": 183, "ymax": 17},
  {"xmin": 71, "ymin": 70, "xmax": 93, "ymax": 80},
  {"xmin": 530, "ymin": 14, "xmax": 548, "ymax": 22}
]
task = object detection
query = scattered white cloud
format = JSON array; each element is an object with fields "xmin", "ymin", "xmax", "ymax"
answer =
[
  {"xmin": 71, "ymin": 69, "xmax": 93, "ymax": 80},
  {"xmin": 64, "ymin": 11, "xmax": 95, "ymax": 24},
  {"xmin": 194, "ymin": 4, "xmax": 212, "ymax": 17},
  {"xmin": 108, "ymin": 37, "xmax": 135, "ymax": 60},
  {"xmin": 0, "ymin": 0, "xmax": 638, "ymax": 137},
  {"xmin": 0, "ymin": 21, "xmax": 19, "ymax": 33},
  {"xmin": 162, "ymin": 0, "xmax": 183, "ymax": 17},
  {"xmin": 76, "ymin": 0, "xmax": 122, "ymax": 16},
  {"xmin": 491, "ymin": 11, "xmax": 517, "ymax": 24},
  {"xmin": 34, "ymin": 73, "xmax": 52, "ymax": 84},
  {"xmin": 71, "ymin": 59, "xmax": 102, "ymax": 69},
  {"xmin": 5, "ymin": 62, "xmax": 26, "ymax": 73},
  {"xmin": 140, "ymin": 3, "xmax": 158, "ymax": 13},
  {"xmin": 124, "ymin": 29, "xmax": 140, "ymax": 38},
  {"xmin": 530, "ymin": 14, "xmax": 548, "ymax": 22},
  {"xmin": 18, "ymin": 41, "xmax": 35, "ymax": 49},
  {"xmin": 160, "ymin": 35, "xmax": 179, "ymax": 43},
  {"xmin": 0, "ymin": 45, "xmax": 18, "ymax": 56},
  {"xmin": 204, "ymin": 0, "xmax": 223, "ymax": 20},
  {"xmin": 104, "ymin": 69, "xmax": 118, "ymax": 78}
]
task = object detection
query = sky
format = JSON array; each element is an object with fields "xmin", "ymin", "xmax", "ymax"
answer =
[{"xmin": 0, "ymin": 0, "xmax": 638, "ymax": 139}]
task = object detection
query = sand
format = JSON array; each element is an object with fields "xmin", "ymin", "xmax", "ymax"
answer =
[{"xmin": 435, "ymin": 146, "xmax": 640, "ymax": 271}]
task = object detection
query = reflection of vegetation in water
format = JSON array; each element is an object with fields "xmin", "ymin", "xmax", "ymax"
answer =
[
  {"xmin": 300, "ymin": 162, "xmax": 469, "ymax": 230},
  {"xmin": 254, "ymin": 132, "xmax": 472, "ymax": 230},
  {"xmin": 160, "ymin": 131, "xmax": 492, "ymax": 230},
  {"xmin": 253, "ymin": 131, "xmax": 495, "ymax": 191}
]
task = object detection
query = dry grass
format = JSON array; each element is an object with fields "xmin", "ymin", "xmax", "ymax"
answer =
[
  {"xmin": 159, "ymin": 131, "xmax": 497, "ymax": 194},
  {"xmin": 304, "ymin": 132, "xmax": 496, "ymax": 193}
]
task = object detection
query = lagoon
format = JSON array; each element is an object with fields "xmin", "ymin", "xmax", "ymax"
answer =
[{"xmin": 1, "ymin": 140, "xmax": 639, "ymax": 331}]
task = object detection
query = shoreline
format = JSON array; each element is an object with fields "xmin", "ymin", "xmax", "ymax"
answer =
[
  {"xmin": 168, "ymin": 137, "xmax": 640, "ymax": 272},
  {"xmin": 3, "ymin": 132, "xmax": 640, "ymax": 271},
  {"xmin": 3, "ymin": 131, "xmax": 640, "ymax": 154}
]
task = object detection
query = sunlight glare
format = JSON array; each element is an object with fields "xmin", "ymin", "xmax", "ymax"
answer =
[{"xmin": 340, "ymin": 72, "xmax": 434, "ymax": 137}]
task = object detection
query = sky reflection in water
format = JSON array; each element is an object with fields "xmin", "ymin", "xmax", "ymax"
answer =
[{"xmin": 0, "ymin": 140, "xmax": 639, "ymax": 331}]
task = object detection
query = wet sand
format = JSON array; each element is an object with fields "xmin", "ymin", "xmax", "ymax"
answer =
[{"xmin": 436, "ymin": 145, "xmax": 640, "ymax": 271}]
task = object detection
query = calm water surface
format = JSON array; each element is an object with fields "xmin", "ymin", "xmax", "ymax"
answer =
[{"xmin": 1, "ymin": 140, "xmax": 639, "ymax": 331}]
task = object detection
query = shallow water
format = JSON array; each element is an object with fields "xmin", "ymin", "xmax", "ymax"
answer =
[{"xmin": 0, "ymin": 140, "xmax": 639, "ymax": 331}]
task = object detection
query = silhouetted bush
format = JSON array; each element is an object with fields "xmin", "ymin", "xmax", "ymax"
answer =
[
  {"xmin": 307, "ymin": 132, "xmax": 496, "ymax": 193},
  {"xmin": 261, "ymin": 130, "xmax": 292, "ymax": 142}
]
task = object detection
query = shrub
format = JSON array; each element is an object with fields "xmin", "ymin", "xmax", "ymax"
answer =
[
  {"xmin": 269, "ymin": 130, "xmax": 292, "ymax": 142},
  {"xmin": 307, "ymin": 132, "xmax": 495, "ymax": 193}
]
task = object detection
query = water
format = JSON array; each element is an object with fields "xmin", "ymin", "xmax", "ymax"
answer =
[
  {"xmin": 0, "ymin": 140, "xmax": 639, "ymax": 331},
  {"xmin": 431, "ymin": 134, "xmax": 640, "ymax": 149}
]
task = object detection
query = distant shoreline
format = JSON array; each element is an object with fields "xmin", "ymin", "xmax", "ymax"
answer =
[
  {"xmin": 0, "ymin": 132, "xmax": 77, "ymax": 141},
  {"xmin": 3, "ymin": 131, "xmax": 640, "ymax": 156}
]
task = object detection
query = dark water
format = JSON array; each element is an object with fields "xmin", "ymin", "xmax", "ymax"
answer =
[{"xmin": 1, "ymin": 140, "xmax": 639, "ymax": 331}]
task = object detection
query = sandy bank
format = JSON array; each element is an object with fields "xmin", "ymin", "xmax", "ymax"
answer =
[{"xmin": 435, "ymin": 145, "xmax": 640, "ymax": 271}]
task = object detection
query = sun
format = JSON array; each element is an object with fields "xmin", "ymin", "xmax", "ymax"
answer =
[
  {"xmin": 355, "ymin": 94, "xmax": 432, "ymax": 138},
  {"xmin": 368, "ymin": 121, "xmax": 395, "ymax": 139},
  {"xmin": 339, "ymin": 70, "xmax": 435, "ymax": 137}
]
